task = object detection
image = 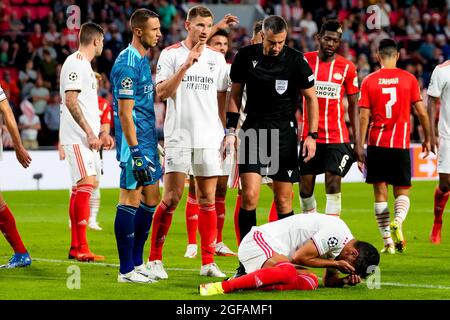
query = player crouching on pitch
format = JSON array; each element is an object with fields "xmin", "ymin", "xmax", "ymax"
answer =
[{"xmin": 200, "ymin": 213, "xmax": 379, "ymax": 295}]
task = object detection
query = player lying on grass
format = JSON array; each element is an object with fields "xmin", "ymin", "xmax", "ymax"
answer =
[{"xmin": 200, "ymin": 213, "xmax": 379, "ymax": 295}]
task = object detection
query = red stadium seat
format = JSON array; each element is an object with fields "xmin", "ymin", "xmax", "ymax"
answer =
[
  {"xmin": 37, "ymin": 6, "xmax": 51, "ymax": 19},
  {"xmin": 26, "ymin": 0, "xmax": 40, "ymax": 4},
  {"xmin": 10, "ymin": 0, "xmax": 25, "ymax": 4}
]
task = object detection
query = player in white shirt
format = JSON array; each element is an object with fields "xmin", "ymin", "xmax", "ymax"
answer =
[
  {"xmin": 0, "ymin": 84, "xmax": 32, "ymax": 268},
  {"xmin": 147, "ymin": 6, "xmax": 229, "ymax": 279},
  {"xmin": 60, "ymin": 22, "xmax": 112, "ymax": 262},
  {"xmin": 200, "ymin": 213, "xmax": 380, "ymax": 295},
  {"xmin": 427, "ymin": 61, "xmax": 450, "ymax": 244}
]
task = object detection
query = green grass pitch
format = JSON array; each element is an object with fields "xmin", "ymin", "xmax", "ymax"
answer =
[{"xmin": 1, "ymin": 181, "xmax": 450, "ymax": 300}]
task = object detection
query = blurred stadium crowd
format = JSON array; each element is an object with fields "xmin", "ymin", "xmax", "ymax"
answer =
[{"xmin": 0, "ymin": 0, "xmax": 448, "ymax": 149}]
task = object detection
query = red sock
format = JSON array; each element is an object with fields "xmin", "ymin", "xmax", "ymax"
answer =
[
  {"xmin": 185, "ymin": 193, "xmax": 199, "ymax": 245},
  {"xmin": 216, "ymin": 196, "xmax": 226, "ymax": 243},
  {"xmin": 234, "ymin": 194, "xmax": 242, "ymax": 246},
  {"xmin": 149, "ymin": 201, "xmax": 175, "ymax": 261},
  {"xmin": 261, "ymin": 273, "xmax": 318, "ymax": 291},
  {"xmin": 69, "ymin": 186, "xmax": 78, "ymax": 249},
  {"xmin": 222, "ymin": 261, "xmax": 297, "ymax": 293},
  {"xmin": 434, "ymin": 186, "xmax": 449, "ymax": 224},
  {"xmin": 198, "ymin": 203, "xmax": 217, "ymax": 265},
  {"xmin": 74, "ymin": 184, "xmax": 93, "ymax": 253},
  {"xmin": 268, "ymin": 201, "xmax": 278, "ymax": 222},
  {"xmin": 0, "ymin": 203, "xmax": 27, "ymax": 254}
]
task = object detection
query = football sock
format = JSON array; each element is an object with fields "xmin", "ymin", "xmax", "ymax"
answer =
[
  {"xmin": 0, "ymin": 202, "xmax": 27, "ymax": 254},
  {"xmin": 233, "ymin": 194, "xmax": 242, "ymax": 245},
  {"xmin": 69, "ymin": 186, "xmax": 78, "ymax": 249},
  {"xmin": 434, "ymin": 186, "xmax": 449, "ymax": 224},
  {"xmin": 89, "ymin": 186, "xmax": 100, "ymax": 224},
  {"xmin": 114, "ymin": 204, "xmax": 137, "ymax": 274},
  {"xmin": 238, "ymin": 207, "xmax": 257, "ymax": 243},
  {"xmin": 215, "ymin": 196, "xmax": 225, "ymax": 243},
  {"xmin": 325, "ymin": 193, "xmax": 341, "ymax": 216},
  {"xmin": 277, "ymin": 210, "xmax": 293, "ymax": 220},
  {"xmin": 301, "ymin": 194, "xmax": 317, "ymax": 213},
  {"xmin": 185, "ymin": 193, "xmax": 199, "ymax": 244},
  {"xmin": 261, "ymin": 273, "xmax": 319, "ymax": 291},
  {"xmin": 375, "ymin": 202, "xmax": 392, "ymax": 246},
  {"xmin": 222, "ymin": 261, "xmax": 297, "ymax": 293},
  {"xmin": 198, "ymin": 203, "xmax": 217, "ymax": 265},
  {"xmin": 74, "ymin": 184, "xmax": 94, "ymax": 252},
  {"xmin": 268, "ymin": 201, "xmax": 278, "ymax": 222},
  {"xmin": 394, "ymin": 195, "xmax": 410, "ymax": 225},
  {"xmin": 133, "ymin": 202, "xmax": 155, "ymax": 267},
  {"xmin": 149, "ymin": 201, "xmax": 175, "ymax": 261}
]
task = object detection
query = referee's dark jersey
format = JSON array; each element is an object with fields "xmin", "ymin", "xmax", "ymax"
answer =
[{"xmin": 230, "ymin": 43, "xmax": 315, "ymax": 119}]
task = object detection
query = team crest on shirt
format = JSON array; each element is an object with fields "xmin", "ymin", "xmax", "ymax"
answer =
[
  {"xmin": 327, "ymin": 237, "xmax": 339, "ymax": 248},
  {"xmin": 121, "ymin": 77, "xmax": 133, "ymax": 89},
  {"xmin": 207, "ymin": 60, "xmax": 216, "ymax": 72},
  {"xmin": 275, "ymin": 80, "xmax": 288, "ymax": 95},
  {"xmin": 68, "ymin": 72, "xmax": 78, "ymax": 81},
  {"xmin": 333, "ymin": 73, "xmax": 343, "ymax": 81}
]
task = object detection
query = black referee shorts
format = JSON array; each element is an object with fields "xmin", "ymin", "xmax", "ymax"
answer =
[
  {"xmin": 238, "ymin": 117, "xmax": 300, "ymax": 183},
  {"xmin": 365, "ymin": 146, "xmax": 411, "ymax": 187},
  {"xmin": 299, "ymin": 143, "xmax": 355, "ymax": 177}
]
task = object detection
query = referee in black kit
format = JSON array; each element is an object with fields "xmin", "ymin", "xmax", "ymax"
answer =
[{"xmin": 223, "ymin": 15, "xmax": 319, "ymax": 276}]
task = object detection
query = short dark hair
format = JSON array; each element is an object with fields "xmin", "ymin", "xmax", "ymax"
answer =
[
  {"xmin": 209, "ymin": 29, "xmax": 229, "ymax": 40},
  {"xmin": 353, "ymin": 241, "xmax": 380, "ymax": 278},
  {"xmin": 187, "ymin": 5, "xmax": 213, "ymax": 21},
  {"xmin": 79, "ymin": 22, "xmax": 104, "ymax": 46},
  {"xmin": 262, "ymin": 15, "xmax": 288, "ymax": 34},
  {"xmin": 253, "ymin": 20, "xmax": 263, "ymax": 37},
  {"xmin": 320, "ymin": 19, "xmax": 343, "ymax": 36},
  {"xmin": 378, "ymin": 38, "xmax": 399, "ymax": 57},
  {"xmin": 130, "ymin": 8, "xmax": 159, "ymax": 30}
]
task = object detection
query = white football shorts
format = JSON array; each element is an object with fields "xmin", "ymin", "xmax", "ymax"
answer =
[
  {"xmin": 438, "ymin": 137, "xmax": 450, "ymax": 174},
  {"xmin": 63, "ymin": 144, "xmax": 98, "ymax": 185},
  {"xmin": 165, "ymin": 147, "xmax": 222, "ymax": 177}
]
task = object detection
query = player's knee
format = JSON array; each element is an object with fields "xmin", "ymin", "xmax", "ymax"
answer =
[
  {"xmin": 163, "ymin": 191, "xmax": 182, "ymax": 208},
  {"xmin": 295, "ymin": 272, "xmax": 319, "ymax": 290},
  {"xmin": 325, "ymin": 183, "xmax": 340, "ymax": 195},
  {"xmin": 241, "ymin": 189, "xmax": 259, "ymax": 209},
  {"xmin": 276, "ymin": 262, "xmax": 298, "ymax": 284}
]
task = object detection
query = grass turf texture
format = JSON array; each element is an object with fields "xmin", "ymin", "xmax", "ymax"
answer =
[{"xmin": 1, "ymin": 181, "xmax": 449, "ymax": 300}]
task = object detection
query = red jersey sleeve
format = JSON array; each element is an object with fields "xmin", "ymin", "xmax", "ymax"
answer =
[
  {"xmin": 99, "ymin": 99, "xmax": 112, "ymax": 125},
  {"xmin": 358, "ymin": 76, "xmax": 370, "ymax": 109},
  {"xmin": 344, "ymin": 62, "xmax": 359, "ymax": 96},
  {"xmin": 410, "ymin": 76, "xmax": 422, "ymax": 104}
]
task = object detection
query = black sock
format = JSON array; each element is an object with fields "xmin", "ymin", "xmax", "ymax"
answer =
[
  {"xmin": 238, "ymin": 207, "xmax": 257, "ymax": 242},
  {"xmin": 278, "ymin": 211, "xmax": 294, "ymax": 220}
]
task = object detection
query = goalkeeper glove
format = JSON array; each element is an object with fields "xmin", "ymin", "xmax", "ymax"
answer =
[{"xmin": 130, "ymin": 145, "xmax": 155, "ymax": 184}]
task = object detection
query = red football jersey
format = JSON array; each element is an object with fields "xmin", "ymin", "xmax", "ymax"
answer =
[
  {"xmin": 98, "ymin": 96, "xmax": 112, "ymax": 125},
  {"xmin": 358, "ymin": 68, "xmax": 422, "ymax": 149},
  {"xmin": 302, "ymin": 51, "xmax": 359, "ymax": 143}
]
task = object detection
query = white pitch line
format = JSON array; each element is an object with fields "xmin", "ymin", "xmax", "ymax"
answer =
[{"xmin": 4, "ymin": 257, "xmax": 450, "ymax": 290}]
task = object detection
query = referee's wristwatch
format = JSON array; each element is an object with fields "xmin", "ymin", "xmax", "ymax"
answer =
[{"xmin": 307, "ymin": 132, "xmax": 318, "ymax": 140}]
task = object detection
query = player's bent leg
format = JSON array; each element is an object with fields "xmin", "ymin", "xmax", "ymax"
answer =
[
  {"xmin": 184, "ymin": 176, "xmax": 199, "ymax": 258},
  {"xmin": 214, "ymin": 176, "xmax": 236, "ymax": 257},
  {"xmin": 325, "ymin": 172, "xmax": 342, "ymax": 217},
  {"xmin": 299, "ymin": 175, "xmax": 317, "ymax": 213},
  {"xmin": 272, "ymin": 180, "xmax": 294, "ymax": 220},
  {"xmin": 391, "ymin": 187, "xmax": 410, "ymax": 252},
  {"xmin": 431, "ymin": 174, "xmax": 450, "ymax": 244}
]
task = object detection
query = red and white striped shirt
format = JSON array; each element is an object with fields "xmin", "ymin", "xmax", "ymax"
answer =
[
  {"xmin": 302, "ymin": 51, "xmax": 359, "ymax": 144},
  {"xmin": 358, "ymin": 68, "xmax": 422, "ymax": 149}
]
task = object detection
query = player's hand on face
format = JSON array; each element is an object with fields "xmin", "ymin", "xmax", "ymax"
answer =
[
  {"xmin": 100, "ymin": 133, "xmax": 115, "ymax": 150},
  {"xmin": 335, "ymin": 260, "xmax": 355, "ymax": 274},
  {"xmin": 184, "ymin": 42, "xmax": 204, "ymax": 68},
  {"xmin": 15, "ymin": 145, "xmax": 32, "ymax": 168},
  {"xmin": 87, "ymin": 132, "xmax": 101, "ymax": 151},
  {"xmin": 302, "ymin": 136, "xmax": 316, "ymax": 162},
  {"xmin": 343, "ymin": 274, "xmax": 361, "ymax": 286}
]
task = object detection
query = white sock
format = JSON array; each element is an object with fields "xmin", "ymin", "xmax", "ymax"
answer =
[
  {"xmin": 394, "ymin": 195, "xmax": 410, "ymax": 225},
  {"xmin": 325, "ymin": 193, "xmax": 341, "ymax": 216},
  {"xmin": 301, "ymin": 195, "xmax": 317, "ymax": 213},
  {"xmin": 89, "ymin": 187, "xmax": 101, "ymax": 223},
  {"xmin": 374, "ymin": 202, "xmax": 393, "ymax": 246}
]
